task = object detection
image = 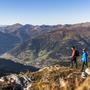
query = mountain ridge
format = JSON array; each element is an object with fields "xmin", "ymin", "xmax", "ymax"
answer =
[
  {"xmin": 2, "ymin": 23, "xmax": 89, "ymax": 67},
  {"xmin": 0, "ymin": 22, "xmax": 90, "ymax": 67}
]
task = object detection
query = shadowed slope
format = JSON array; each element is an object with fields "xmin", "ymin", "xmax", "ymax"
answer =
[{"xmin": 0, "ymin": 58, "xmax": 39, "ymax": 76}]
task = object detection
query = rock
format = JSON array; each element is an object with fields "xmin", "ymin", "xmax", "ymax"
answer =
[
  {"xmin": 0, "ymin": 74, "xmax": 32, "ymax": 90},
  {"xmin": 85, "ymin": 68, "xmax": 90, "ymax": 75},
  {"xmin": 24, "ymin": 83, "xmax": 32, "ymax": 90},
  {"xmin": 81, "ymin": 72, "xmax": 87, "ymax": 78}
]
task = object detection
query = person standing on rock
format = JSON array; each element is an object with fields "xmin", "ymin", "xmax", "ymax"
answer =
[
  {"xmin": 81, "ymin": 48, "xmax": 88, "ymax": 71},
  {"xmin": 70, "ymin": 46, "xmax": 79, "ymax": 68}
]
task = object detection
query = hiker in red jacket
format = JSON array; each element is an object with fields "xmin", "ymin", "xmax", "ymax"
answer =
[{"xmin": 71, "ymin": 46, "xmax": 79, "ymax": 68}]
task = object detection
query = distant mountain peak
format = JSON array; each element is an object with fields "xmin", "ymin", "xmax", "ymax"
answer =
[{"xmin": 8, "ymin": 23, "xmax": 23, "ymax": 27}]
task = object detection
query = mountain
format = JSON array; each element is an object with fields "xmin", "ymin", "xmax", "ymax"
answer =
[
  {"xmin": 0, "ymin": 23, "xmax": 22, "ymax": 33},
  {"xmin": 0, "ymin": 23, "xmax": 63, "ymax": 54},
  {"xmin": 4, "ymin": 22, "xmax": 90, "ymax": 67},
  {"xmin": 0, "ymin": 31, "xmax": 20, "ymax": 54}
]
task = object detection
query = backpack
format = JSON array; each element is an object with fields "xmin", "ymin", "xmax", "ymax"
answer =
[{"xmin": 75, "ymin": 50, "xmax": 80, "ymax": 57}]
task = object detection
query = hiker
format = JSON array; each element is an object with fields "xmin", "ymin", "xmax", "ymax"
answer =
[
  {"xmin": 70, "ymin": 46, "xmax": 79, "ymax": 68},
  {"xmin": 81, "ymin": 48, "xmax": 88, "ymax": 72}
]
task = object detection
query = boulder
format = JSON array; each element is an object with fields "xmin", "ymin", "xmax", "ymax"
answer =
[{"xmin": 85, "ymin": 68, "xmax": 90, "ymax": 75}]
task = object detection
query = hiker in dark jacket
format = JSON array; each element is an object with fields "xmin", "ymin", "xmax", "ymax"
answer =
[
  {"xmin": 71, "ymin": 46, "xmax": 79, "ymax": 68},
  {"xmin": 81, "ymin": 48, "xmax": 88, "ymax": 71}
]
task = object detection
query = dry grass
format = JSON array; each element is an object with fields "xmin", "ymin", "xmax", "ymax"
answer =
[{"xmin": 0, "ymin": 66, "xmax": 90, "ymax": 90}]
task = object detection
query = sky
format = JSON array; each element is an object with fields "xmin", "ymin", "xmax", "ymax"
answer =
[{"xmin": 0, "ymin": 0, "xmax": 90, "ymax": 25}]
